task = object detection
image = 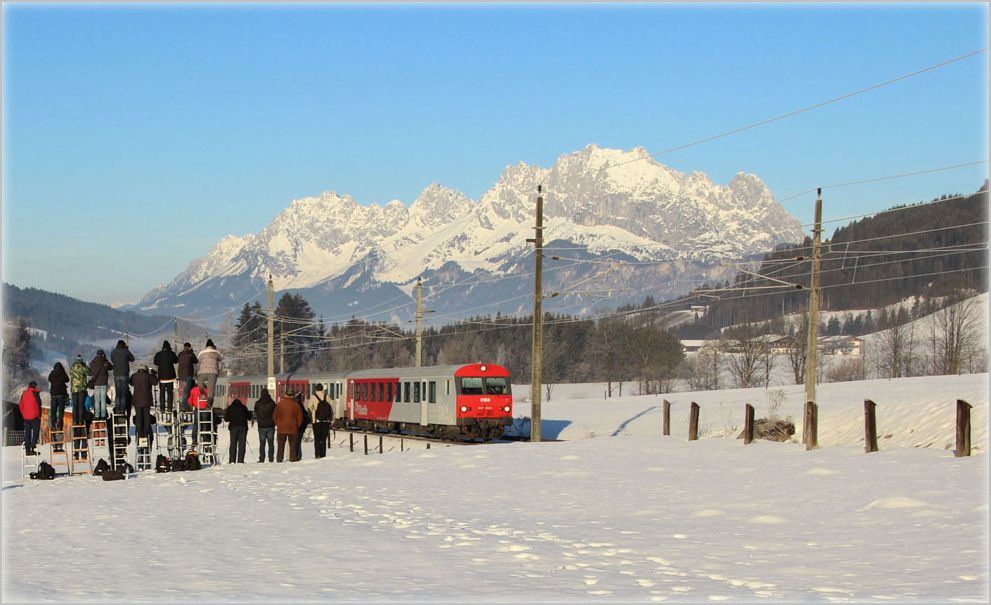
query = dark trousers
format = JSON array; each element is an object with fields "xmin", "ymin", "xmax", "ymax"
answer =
[
  {"xmin": 229, "ymin": 426, "xmax": 247, "ymax": 463},
  {"xmin": 258, "ymin": 427, "xmax": 275, "ymax": 462},
  {"xmin": 294, "ymin": 427, "xmax": 306, "ymax": 460},
  {"xmin": 134, "ymin": 407, "xmax": 152, "ymax": 441},
  {"xmin": 50, "ymin": 395, "xmax": 67, "ymax": 429},
  {"xmin": 159, "ymin": 383, "xmax": 174, "ymax": 411},
  {"xmin": 313, "ymin": 423, "xmax": 329, "ymax": 458},
  {"xmin": 24, "ymin": 418, "xmax": 40, "ymax": 451},
  {"xmin": 114, "ymin": 376, "xmax": 129, "ymax": 413},
  {"xmin": 277, "ymin": 433, "xmax": 299, "ymax": 462}
]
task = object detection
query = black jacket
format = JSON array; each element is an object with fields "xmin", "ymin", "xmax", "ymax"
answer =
[
  {"xmin": 253, "ymin": 393, "xmax": 276, "ymax": 429},
  {"xmin": 89, "ymin": 354, "xmax": 113, "ymax": 387},
  {"xmin": 224, "ymin": 400, "xmax": 250, "ymax": 430},
  {"xmin": 48, "ymin": 363, "xmax": 70, "ymax": 398},
  {"xmin": 177, "ymin": 350, "xmax": 198, "ymax": 379},
  {"xmin": 129, "ymin": 369, "xmax": 159, "ymax": 408},
  {"xmin": 111, "ymin": 345, "xmax": 134, "ymax": 377},
  {"xmin": 154, "ymin": 346, "xmax": 178, "ymax": 381}
]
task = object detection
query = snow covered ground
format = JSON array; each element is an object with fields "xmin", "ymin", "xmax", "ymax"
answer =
[{"xmin": 2, "ymin": 374, "xmax": 988, "ymax": 602}]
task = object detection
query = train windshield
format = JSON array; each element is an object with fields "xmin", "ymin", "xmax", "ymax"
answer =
[
  {"xmin": 484, "ymin": 377, "xmax": 509, "ymax": 395},
  {"xmin": 458, "ymin": 376, "xmax": 510, "ymax": 395}
]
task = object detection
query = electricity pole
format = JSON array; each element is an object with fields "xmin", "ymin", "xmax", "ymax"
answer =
[
  {"xmin": 267, "ymin": 275, "xmax": 275, "ymax": 391},
  {"xmin": 415, "ymin": 277, "xmax": 423, "ymax": 368},
  {"xmin": 280, "ymin": 318, "xmax": 285, "ymax": 376},
  {"xmin": 173, "ymin": 317, "xmax": 178, "ymax": 352},
  {"xmin": 527, "ymin": 185, "xmax": 544, "ymax": 443},
  {"xmin": 804, "ymin": 188, "xmax": 823, "ymax": 442}
]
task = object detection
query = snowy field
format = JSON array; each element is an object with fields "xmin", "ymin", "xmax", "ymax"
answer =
[{"xmin": 2, "ymin": 374, "xmax": 988, "ymax": 602}]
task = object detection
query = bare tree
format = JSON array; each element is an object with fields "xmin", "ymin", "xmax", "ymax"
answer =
[
  {"xmin": 721, "ymin": 322, "xmax": 771, "ymax": 389},
  {"xmin": 683, "ymin": 346, "xmax": 721, "ymax": 391},
  {"xmin": 786, "ymin": 318, "xmax": 808, "ymax": 385},
  {"xmin": 877, "ymin": 320, "xmax": 917, "ymax": 378},
  {"xmin": 926, "ymin": 295, "xmax": 982, "ymax": 375}
]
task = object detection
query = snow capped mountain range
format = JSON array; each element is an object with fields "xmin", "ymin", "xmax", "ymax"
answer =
[{"xmin": 133, "ymin": 145, "xmax": 804, "ymax": 325}]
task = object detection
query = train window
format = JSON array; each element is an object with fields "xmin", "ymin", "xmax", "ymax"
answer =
[
  {"xmin": 446, "ymin": 380, "xmax": 451, "ymax": 395},
  {"xmin": 378, "ymin": 382, "xmax": 385, "ymax": 402},
  {"xmin": 459, "ymin": 377, "xmax": 484, "ymax": 395},
  {"xmin": 484, "ymin": 377, "xmax": 510, "ymax": 395},
  {"xmin": 413, "ymin": 382, "xmax": 421, "ymax": 403},
  {"xmin": 428, "ymin": 381, "xmax": 436, "ymax": 403},
  {"xmin": 387, "ymin": 382, "xmax": 394, "ymax": 402},
  {"xmin": 404, "ymin": 382, "xmax": 410, "ymax": 403}
]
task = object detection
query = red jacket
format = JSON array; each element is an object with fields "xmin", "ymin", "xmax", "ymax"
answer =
[
  {"xmin": 19, "ymin": 387, "xmax": 41, "ymax": 420},
  {"xmin": 188, "ymin": 385, "xmax": 209, "ymax": 410}
]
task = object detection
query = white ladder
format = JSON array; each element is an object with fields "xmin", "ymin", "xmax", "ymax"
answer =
[
  {"xmin": 110, "ymin": 411, "xmax": 130, "ymax": 471},
  {"xmin": 196, "ymin": 408, "xmax": 217, "ymax": 466}
]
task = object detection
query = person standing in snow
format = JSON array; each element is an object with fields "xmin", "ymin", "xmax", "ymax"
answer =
[
  {"xmin": 274, "ymin": 388, "xmax": 303, "ymax": 462},
  {"xmin": 129, "ymin": 364, "xmax": 158, "ymax": 444},
  {"xmin": 224, "ymin": 398, "xmax": 250, "ymax": 463},
  {"xmin": 19, "ymin": 381, "xmax": 42, "ymax": 455},
  {"xmin": 254, "ymin": 388, "xmax": 276, "ymax": 463},
  {"xmin": 293, "ymin": 391, "xmax": 310, "ymax": 461},
  {"xmin": 110, "ymin": 340, "xmax": 135, "ymax": 419},
  {"xmin": 176, "ymin": 343, "xmax": 198, "ymax": 411},
  {"xmin": 308, "ymin": 384, "xmax": 333, "ymax": 459},
  {"xmin": 153, "ymin": 340, "xmax": 178, "ymax": 412},
  {"xmin": 196, "ymin": 339, "xmax": 222, "ymax": 409},
  {"xmin": 89, "ymin": 349, "xmax": 113, "ymax": 420}
]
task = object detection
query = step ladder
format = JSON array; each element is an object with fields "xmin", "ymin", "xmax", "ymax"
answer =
[
  {"xmin": 196, "ymin": 408, "xmax": 217, "ymax": 466},
  {"xmin": 110, "ymin": 411, "xmax": 130, "ymax": 470},
  {"xmin": 163, "ymin": 410, "xmax": 192, "ymax": 460},
  {"xmin": 92, "ymin": 420, "xmax": 108, "ymax": 449},
  {"xmin": 49, "ymin": 429, "xmax": 71, "ymax": 476},
  {"xmin": 135, "ymin": 436, "xmax": 152, "ymax": 471},
  {"xmin": 21, "ymin": 448, "xmax": 43, "ymax": 479},
  {"xmin": 69, "ymin": 424, "xmax": 92, "ymax": 475}
]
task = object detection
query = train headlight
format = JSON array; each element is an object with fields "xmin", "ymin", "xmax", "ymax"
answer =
[
  {"xmin": 503, "ymin": 405, "xmax": 511, "ymax": 413},
  {"xmin": 460, "ymin": 406, "xmax": 469, "ymax": 413},
  {"xmin": 480, "ymin": 365, "xmax": 487, "ymax": 372}
]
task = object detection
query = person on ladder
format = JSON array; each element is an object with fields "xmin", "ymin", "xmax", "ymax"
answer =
[
  {"xmin": 19, "ymin": 381, "xmax": 42, "ymax": 456},
  {"xmin": 111, "ymin": 340, "xmax": 134, "ymax": 427},
  {"xmin": 153, "ymin": 341, "xmax": 178, "ymax": 413},
  {"xmin": 188, "ymin": 380, "xmax": 209, "ymax": 446},
  {"xmin": 69, "ymin": 355, "xmax": 91, "ymax": 453},
  {"xmin": 130, "ymin": 365, "xmax": 158, "ymax": 446},
  {"xmin": 48, "ymin": 362, "xmax": 70, "ymax": 452}
]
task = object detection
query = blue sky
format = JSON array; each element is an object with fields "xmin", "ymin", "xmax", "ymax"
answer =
[{"xmin": 3, "ymin": 3, "xmax": 988, "ymax": 305}]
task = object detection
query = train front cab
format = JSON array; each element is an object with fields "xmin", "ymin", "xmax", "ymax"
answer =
[{"xmin": 455, "ymin": 363, "xmax": 513, "ymax": 440}]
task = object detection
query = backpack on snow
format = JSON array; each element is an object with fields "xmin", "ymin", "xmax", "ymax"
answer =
[
  {"xmin": 93, "ymin": 458, "xmax": 110, "ymax": 476},
  {"xmin": 30, "ymin": 461, "xmax": 56, "ymax": 480},
  {"xmin": 184, "ymin": 451, "xmax": 202, "ymax": 471},
  {"xmin": 170, "ymin": 457, "xmax": 187, "ymax": 472},
  {"xmin": 102, "ymin": 469, "xmax": 125, "ymax": 481},
  {"xmin": 155, "ymin": 454, "xmax": 171, "ymax": 473}
]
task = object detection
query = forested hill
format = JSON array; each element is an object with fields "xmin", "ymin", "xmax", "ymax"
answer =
[
  {"xmin": 685, "ymin": 189, "xmax": 989, "ymax": 335},
  {"xmin": 2, "ymin": 283, "xmax": 179, "ymax": 354}
]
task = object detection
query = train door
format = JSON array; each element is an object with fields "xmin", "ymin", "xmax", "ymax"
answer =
[{"xmin": 419, "ymin": 380, "xmax": 428, "ymax": 426}]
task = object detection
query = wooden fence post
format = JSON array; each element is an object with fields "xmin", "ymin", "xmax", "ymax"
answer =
[
  {"xmin": 956, "ymin": 399, "xmax": 972, "ymax": 457},
  {"xmin": 688, "ymin": 402, "xmax": 699, "ymax": 441},
  {"xmin": 349, "ymin": 433, "xmax": 354, "ymax": 453},
  {"xmin": 744, "ymin": 403, "xmax": 754, "ymax": 445},
  {"xmin": 864, "ymin": 399, "xmax": 878, "ymax": 453},
  {"xmin": 804, "ymin": 402, "xmax": 818, "ymax": 450},
  {"xmin": 364, "ymin": 434, "xmax": 368, "ymax": 456},
  {"xmin": 663, "ymin": 400, "xmax": 671, "ymax": 437},
  {"xmin": 379, "ymin": 435, "xmax": 383, "ymax": 454}
]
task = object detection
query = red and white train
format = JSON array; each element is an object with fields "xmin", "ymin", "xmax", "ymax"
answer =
[{"xmin": 214, "ymin": 363, "xmax": 513, "ymax": 441}]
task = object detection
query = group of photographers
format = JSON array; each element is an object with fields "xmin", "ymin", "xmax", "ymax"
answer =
[{"xmin": 30, "ymin": 337, "xmax": 335, "ymax": 464}]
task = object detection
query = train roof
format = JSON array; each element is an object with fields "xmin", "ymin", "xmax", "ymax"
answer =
[{"xmin": 347, "ymin": 363, "xmax": 508, "ymax": 380}]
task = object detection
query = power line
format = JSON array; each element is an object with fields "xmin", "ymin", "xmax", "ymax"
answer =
[{"xmin": 610, "ymin": 48, "xmax": 988, "ymax": 168}]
